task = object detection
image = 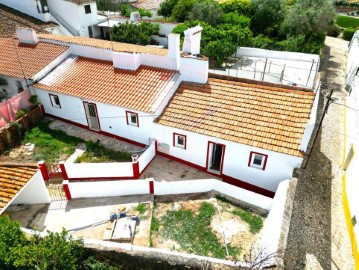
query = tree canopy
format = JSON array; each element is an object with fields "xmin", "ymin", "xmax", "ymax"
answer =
[{"xmin": 110, "ymin": 21, "xmax": 160, "ymax": 45}]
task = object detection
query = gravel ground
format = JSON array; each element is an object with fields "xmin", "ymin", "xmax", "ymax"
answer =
[{"xmin": 284, "ymin": 37, "xmax": 354, "ymax": 269}]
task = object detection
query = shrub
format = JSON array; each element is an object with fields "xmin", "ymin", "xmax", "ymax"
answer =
[
  {"xmin": 220, "ymin": 0, "xmax": 254, "ymax": 17},
  {"xmin": 15, "ymin": 109, "xmax": 27, "ymax": 120},
  {"xmin": 327, "ymin": 24, "xmax": 341, "ymax": 37},
  {"xmin": 343, "ymin": 27, "xmax": 356, "ymax": 41},
  {"xmin": 203, "ymin": 39, "xmax": 237, "ymax": 66},
  {"xmin": 111, "ymin": 21, "xmax": 160, "ymax": 45},
  {"xmin": 9, "ymin": 122, "xmax": 25, "ymax": 146}
]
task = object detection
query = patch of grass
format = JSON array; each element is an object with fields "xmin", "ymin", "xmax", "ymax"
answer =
[
  {"xmin": 24, "ymin": 121, "xmax": 84, "ymax": 162},
  {"xmin": 336, "ymin": 15, "xmax": 359, "ymax": 28},
  {"xmin": 232, "ymin": 209, "xmax": 263, "ymax": 234},
  {"xmin": 159, "ymin": 202, "xmax": 240, "ymax": 259},
  {"xmin": 75, "ymin": 141, "xmax": 132, "ymax": 163},
  {"xmin": 149, "ymin": 216, "xmax": 160, "ymax": 247},
  {"xmin": 135, "ymin": 203, "xmax": 147, "ymax": 215}
]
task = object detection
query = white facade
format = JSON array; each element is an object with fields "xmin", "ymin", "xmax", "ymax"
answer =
[
  {"xmin": 0, "ymin": 0, "xmax": 52, "ymax": 21},
  {"xmin": 35, "ymin": 86, "xmax": 302, "ymax": 193},
  {"xmin": 0, "ymin": 76, "xmax": 29, "ymax": 99},
  {"xmin": 344, "ymin": 30, "xmax": 359, "ymax": 262}
]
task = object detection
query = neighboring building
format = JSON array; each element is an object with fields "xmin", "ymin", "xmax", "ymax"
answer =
[
  {"xmin": 0, "ymin": 163, "xmax": 51, "ymax": 215},
  {"xmin": 0, "ymin": 29, "xmax": 69, "ymax": 100},
  {"xmin": 97, "ymin": 14, "xmax": 178, "ymax": 47},
  {"xmin": 344, "ymin": 29, "xmax": 359, "ymax": 268},
  {"xmin": 130, "ymin": 0, "xmax": 165, "ymax": 17},
  {"xmin": 0, "ymin": 3, "xmax": 59, "ymax": 37},
  {"xmin": 0, "ymin": 28, "xmax": 319, "ymax": 197},
  {"xmin": 0, "ymin": 0, "xmax": 107, "ymax": 37}
]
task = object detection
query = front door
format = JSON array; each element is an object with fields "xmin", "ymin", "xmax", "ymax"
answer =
[
  {"xmin": 83, "ymin": 102, "xmax": 100, "ymax": 131},
  {"xmin": 207, "ymin": 142, "xmax": 225, "ymax": 174}
]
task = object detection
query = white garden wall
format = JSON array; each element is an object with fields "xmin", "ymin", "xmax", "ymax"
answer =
[
  {"xmin": 65, "ymin": 162, "xmax": 134, "ymax": 179},
  {"xmin": 66, "ymin": 178, "xmax": 273, "ymax": 210},
  {"xmin": 138, "ymin": 141, "xmax": 156, "ymax": 173}
]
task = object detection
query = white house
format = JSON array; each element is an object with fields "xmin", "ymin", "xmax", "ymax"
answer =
[
  {"xmin": 344, "ymin": 29, "xmax": 359, "ymax": 267},
  {"xmin": 1, "ymin": 27, "xmax": 317, "ymax": 198},
  {"xmin": 0, "ymin": 0, "xmax": 106, "ymax": 37}
]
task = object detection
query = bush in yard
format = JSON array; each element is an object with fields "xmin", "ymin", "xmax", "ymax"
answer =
[
  {"xmin": 15, "ymin": 109, "xmax": 27, "ymax": 120},
  {"xmin": 343, "ymin": 27, "xmax": 356, "ymax": 41},
  {"xmin": 111, "ymin": 21, "xmax": 159, "ymax": 45},
  {"xmin": 222, "ymin": 12, "xmax": 251, "ymax": 28},
  {"xmin": 171, "ymin": 0, "xmax": 197, "ymax": 22},
  {"xmin": 203, "ymin": 39, "xmax": 237, "ymax": 66}
]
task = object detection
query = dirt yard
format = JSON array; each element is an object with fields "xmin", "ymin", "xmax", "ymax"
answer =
[{"xmin": 151, "ymin": 197, "xmax": 265, "ymax": 261}]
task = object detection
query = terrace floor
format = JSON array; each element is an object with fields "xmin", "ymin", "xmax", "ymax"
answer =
[{"xmin": 49, "ymin": 119, "xmax": 219, "ymax": 182}]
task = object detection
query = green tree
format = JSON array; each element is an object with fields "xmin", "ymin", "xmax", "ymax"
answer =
[
  {"xmin": 222, "ymin": 12, "xmax": 251, "ymax": 28},
  {"xmin": 111, "ymin": 21, "xmax": 160, "ymax": 45},
  {"xmin": 0, "ymin": 216, "xmax": 26, "ymax": 268},
  {"xmin": 220, "ymin": 0, "xmax": 254, "ymax": 16},
  {"xmin": 251, "ymin": 0, "xmax": 286, "ymax": 35},
  {"xmin": 171, "ymin": 0, "xmax": 197, "ymax": 22},
  {"xmin": 158, "ymin": 0, "xmax": 179, "ymax": 17},
  {"xmin": 282, "ymin": 0, "xmax": 336, "ymax": 36},
  {"xmin": 203, "ymin": 40, "xmax": 237, "ymax": 66},
  {"xmin": 188, "ymin": 0, "xmax": 224, "ymax": 26},
  {"xmin": 10, "ymin": 230, "xmax": 85, "ymax": 270}
]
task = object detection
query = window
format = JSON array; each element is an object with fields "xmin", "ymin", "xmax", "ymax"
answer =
[
  {"xmin": 84, "ymin": 4, "xmax": 91, "ymax": 14},
  {"xmin": 16, "ymin": 80, "xmax": 24, "ymax": 93},
  {"xmin": 126, "ymin": 111, "xmax": 139, "ymax": 127},
  {"xmin": 173, "ymin": 133, "xmax": 186, "ymax": 149},
  {"xmin": 88, "ymin": 26, "xmax": 93, "ymax": 38},
  {"xmin": 49, "ymin": 94, "xmax": 61, "ymax": 108},
  {"xmin": 248, "ymin": 151, "xmax": 268, "ymax": 170}
]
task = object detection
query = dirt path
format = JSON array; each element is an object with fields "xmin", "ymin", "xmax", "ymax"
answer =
[{"xmin": 284, "ymin": 37, "xmax": 354, "ymax": 269}]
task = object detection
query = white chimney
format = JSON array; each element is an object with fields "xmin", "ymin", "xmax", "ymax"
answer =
[
  {"xmin": 112, "ymin": 52, "xmax": 141, "ymax": 71},
  {"xmin": 16, "ymin": 28, "xmax": 39, "ymax": 45},
  {"xmin": 168, "ymin": 33, "xmax": 180, "ymax": 70},
  {"xmin": 182, "ymin": 25, "xmax": 203, "ymax": 55},
  {"xmin": 130, "ymin": 11, "xmax": 141, "ymax": 21}
]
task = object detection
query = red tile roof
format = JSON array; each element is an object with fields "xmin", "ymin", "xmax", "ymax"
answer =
[
  {"xmin": 156, "ymin": 77, "xmax": 316, "ymax": 157},
  {"xmin": 34, "ymin": 56, "xmax": 179, "ymax": 113},
  {"xmin": 131, "ymin": 0, "xmax": 166, "ymax": 10},
  {"xmin": 38, "ymin": 33, "xmax": 168, "ymax": 56},
  {"xmin": 0, "ymin": 164, "xmax": 38, "ymax": 212},
  {"xmin": 0, "ymin": 38, "xmax": 69, "ymax": 78},
  {"xmin": 0, "ymin": 4, "xmax": 57, "ymax": 38}
]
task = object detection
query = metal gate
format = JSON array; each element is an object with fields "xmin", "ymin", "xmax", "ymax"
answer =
[
  {"xmin": 47, "ymin": 184, "xmax": 66, "ymax": 201},
  {"xmin": 46, "ymin": 163, "xmax": 63, "ymax": 180}
]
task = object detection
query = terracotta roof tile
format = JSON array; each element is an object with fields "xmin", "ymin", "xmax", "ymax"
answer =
[
  {"xmin": 0, "ymin": 165, "xmax": 37, "ymax": 212},
  {"xmin": 0, "ymin": 38, "xmax": 69, "ymax": 78},
  {"xmin": 156, "ymin": 78, "xmax": 316, "ymax": 157},
  {"xmin": 38, "ymin": 33, "xmax": 168, "ymax": 56},
  {"xmin": 34, "ymin": 56, "xmax": 179, "ymax": 113},
  {"xmin": 0, "ymin": 4, "xmax": 57, "ymax": 38},
  {"xmin": 131, "ymin": 0, "xmax": 166, "ymax": 10}
]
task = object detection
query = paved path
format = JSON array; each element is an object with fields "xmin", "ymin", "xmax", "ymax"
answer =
[{"xmin": 284, "ymin": 37, "xmax": 354, "ymax": 269}]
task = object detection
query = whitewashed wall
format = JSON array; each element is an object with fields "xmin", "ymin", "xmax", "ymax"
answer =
[
  {"xmin": 0, "ymin": 0, "xmax": 51, "ymax": 22},
  {"xmin": 65, "ymin": 162, "xmax": 134, "ymax": 179},
  {"xmin": 138, "ymin": 141, "xmax": 156, "ymax": 173},
  {"xmin": 179, "ymin": 57, "xmax": 208, "ymax": 84},
  {"xmin": 345, "ymin": 75, "xmax": 359, "ymax": 244},
  {"xmin": 67, "ymin": 178, "xmax": 273, "ymax": 210},
  {"xmin": 1, "ymin": 76, "xmax": 29, "ymax": 97},
  {"xmin": 152, "ymin": 124, "xmax": 302, "ymax": 192},
  {"xmin": 300, "ymin": 87, "xmax": 320, "ymax": 151},
  {"xmin": 11, "ymin": 171, "xmax": 51, "ymax": 205}
]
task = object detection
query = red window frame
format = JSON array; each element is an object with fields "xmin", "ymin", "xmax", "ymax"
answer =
[
  {"xmin": 49, "ymin": 94, "xmax": 61, "ymax": 108},
  {"xmin": 173, "ymin": 133, "xmax": 187, "ymax": 149},
  {"xmin": 248, "ymin": 151, "xmax": 268, "ymax": 171},
  {"xmin": 126, "ymin": 111, "xmax": 139, "ymax": 127}
]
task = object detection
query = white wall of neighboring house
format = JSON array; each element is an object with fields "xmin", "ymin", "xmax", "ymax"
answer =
[
  {"xmin": 345, "ymin": 30, "xmax": 359, "ymax": 258},
  {"xmin": 10, "ymin": 171, "xmax": 51, "ymax": 205},
  {"xmin": 0, "ymin": 76, "xmax": 29, "ymax": 98},
  {"xmin": 0, "ymin": 0, "xmax": 52, "ymax": 22}
]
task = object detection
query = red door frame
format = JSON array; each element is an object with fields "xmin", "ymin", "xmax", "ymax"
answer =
[
  {"xmin": 83, "ymin": 101, "xmax": 101, "ymax": 131},
  {"xmin": 205, "ymin": 141, "xmax": 226, "ymax": 175}
]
